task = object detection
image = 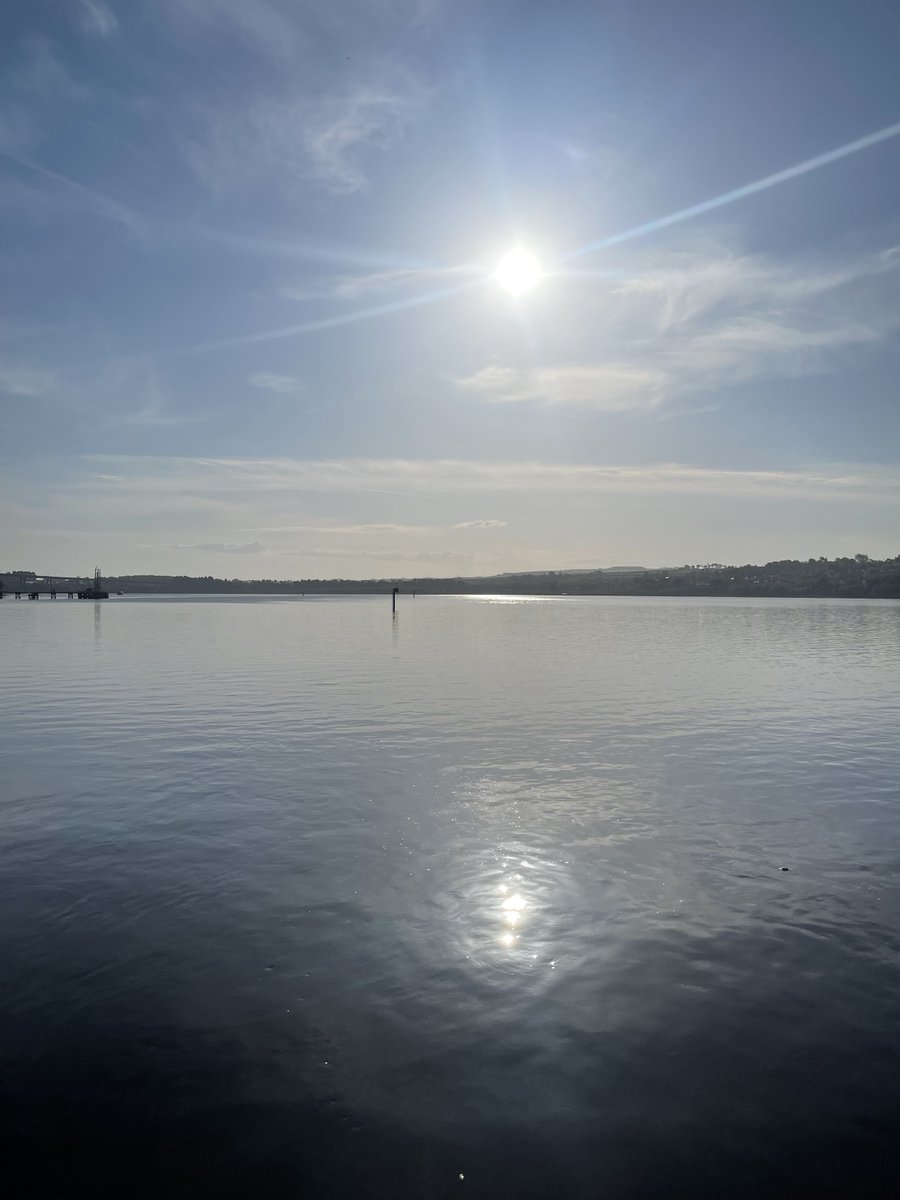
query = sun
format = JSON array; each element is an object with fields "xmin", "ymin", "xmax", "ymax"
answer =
[{"xmin": 494, "ymin": 246, "xmax": 542, "ymax": 296}]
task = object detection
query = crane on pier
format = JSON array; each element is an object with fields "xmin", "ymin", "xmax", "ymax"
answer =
[
  {"xmin": 1, "ymin": 566, "xmax": 112, "ymax": 599},
  {"xmin": 77, "ymin": 567, "xmax": 109, "ymax": 600}
]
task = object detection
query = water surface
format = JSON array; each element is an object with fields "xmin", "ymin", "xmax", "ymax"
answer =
[{"xmin": 2, "ymin": 594, "xmax": 899, "ymax": 1197}]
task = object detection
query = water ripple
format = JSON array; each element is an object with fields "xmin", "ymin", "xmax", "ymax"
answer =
[{"xmin": 2, "ymin": 595, "xmax": 900, "ymax": 1196}]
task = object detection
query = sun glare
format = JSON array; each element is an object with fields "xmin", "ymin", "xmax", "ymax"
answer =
[{"xmin": 494, "ymin": 246, "xmax": 542, "ymax": 296}]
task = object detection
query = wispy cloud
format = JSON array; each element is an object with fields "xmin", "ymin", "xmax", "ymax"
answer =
[
  {"xmin": 80, "ymin": 455, "xmax": 900, "ymax": 505},
  {"xmin": 564, "ymin": 120, "xmax": 900, "ymax": 263},
  {"xmin": 157, "ymin": 539, "xmax": 470, "ymax": 566},
  {"xmin": 305, "ymin": 547, "xmax": 468, "ymax": 563},
  {"xmin": 0, "ymin": 150, "xmax": 147, "ymax": 237},
  {"xmin": 612, "ymin": 242, "xmax": 900, "ymax": 332},
  {"xmin": 461, "ymin": 240, "xmax": 900, "ymax": 410},
  {"xmin": 0, "ymin": 109, "xmax": 35, "ymax": 154},
  {"xmin": 246, "ymin": 523, "xmax": 429, "ymax": 534},
  {"xmin": 163, "ymin": 0, "xmax": 304, "ymax": 61},
  {"xmin": 10, "ymin": 36, "xmax": 91, "ymax": 102},
  {"xmin": 664, "ymin": 315, "xmax": 881, "ymax": 384},
  {"xmin": 77, "ymin": 0, "xmax": 119, "ymax": 37},
  {"xmin": 299, "ymin": 73, "xmax": 426, "ymax": 193},
  {"xmin": 103, "ymin": 374, "xmax": 198, "ymax": 428},
  {"xmin": 168, "ymin": 541, "xmax": 269, "ymax": 554},
  {"xmin": 459, "ymin": 364, "xmax": 666, "ymax": 411},
  {"xmin": 244, "ymin": 520, "xmax": 506, "ymax": 533},
  {"xmin": 183, "ymin": 274, "xmax": 477, "ymax": 355},
  {"xmin": 183, "ymin": 68, "xmax": 428, "ymax": 199},
  {"xmin": 168, "ymin": 0, "xmax": 438, "ymax": 59},
  {"xmin": 0, "ymin": 36, "xmax": 92, "ymax": 161},
  {"xmin": 7, "ymin": 455, "xmax": 897, "ymax": 575},
  {"xmin": 194, "ymin": 225, "xmax": 427, "ymax": 276},
  {"xmin": 113, "ymin": 405, "xmax": 195, "ymax": 428},
  {"xmin": 279, "ymin": 263, "xmax": 476, "ymax": 303},
  {"xmin": 453, "ymin": 519, "xmax": 508, "ymax": 529},
  {"xmin": 554, "ymin": 136, "xmax": 626, "ymax": 187},
  {"xmin": 0, "ymin": 360, "xmax": 57, "ymax": 398},
  {"xmin": 248, "ymin": 372, "xmax": 306, "ymax": 395}
]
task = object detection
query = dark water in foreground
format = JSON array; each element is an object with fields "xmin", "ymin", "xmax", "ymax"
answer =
[{"xmin": 2, "ymin": 594, "xmax": 900, "ymax": 1198}]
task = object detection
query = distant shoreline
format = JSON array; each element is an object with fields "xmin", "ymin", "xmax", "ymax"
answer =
[
  {"xmin": 6, "ymin": 554, "xmax": 897, "ymax": 600},
  {"xmin": 106, "ymin": 589, "xmax": 900, "ymax": 601}
]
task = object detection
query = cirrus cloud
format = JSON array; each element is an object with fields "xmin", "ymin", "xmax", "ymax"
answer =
[
  {"xmin": 77, "ymin": 0, "xmax": 118, "ymax": 38},
  {"xmin": 170, "ymin": 541, "xmax": 269, "ymax": 554},
  {"xmin": 248, "ymin": 371, "xmax": 306, "ymax": 394},
  {"xmin": 0, "ymin": 360, "xmax": 58, "ymax": 398},
  {"xmin": 458, "ymin": 363, "xmax": 666, "ymax": 411},
  {"xmin": 459, "ymin": 239, "xmax": 900, "ymax": 412},
  {"xmin": 79, "ymin": 455, "xmax": 900, "ymax": 504},
  {"xmin": 453, "ymin": 518, "xmax": 508, "ymax": 528}
]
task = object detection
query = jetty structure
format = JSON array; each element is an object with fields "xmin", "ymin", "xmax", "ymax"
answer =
[
  {"xmin": 78, "ymin": 568, "xmax": 110, "ymax": 600},
  {"xmin": 0, "ymin": 567, "xmax": 109, "ymax": 600}
]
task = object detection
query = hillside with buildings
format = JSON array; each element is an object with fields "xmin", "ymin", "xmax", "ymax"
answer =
[{"xmin": 4, "ymin": 555, "xmax": 899, "ymax": 599}]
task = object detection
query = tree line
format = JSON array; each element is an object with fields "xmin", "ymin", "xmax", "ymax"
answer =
[{"xmin": 17, "ymin": 553, "xmax": 895, "ymax": 598}]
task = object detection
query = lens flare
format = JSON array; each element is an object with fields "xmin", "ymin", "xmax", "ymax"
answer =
[{"xmin": 494, "ymin": 247, "xmax": 542, "ymax": 295}]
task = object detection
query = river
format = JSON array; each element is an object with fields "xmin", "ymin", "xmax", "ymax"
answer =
[{"xmin": 2, "ymin": 594, "xmax": 899, "ymax": 1197}]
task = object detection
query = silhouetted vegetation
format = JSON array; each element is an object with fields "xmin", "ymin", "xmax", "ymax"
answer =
[{"xmin": 8, "ymin": 553, "xmax": 897, "ymax": 598}]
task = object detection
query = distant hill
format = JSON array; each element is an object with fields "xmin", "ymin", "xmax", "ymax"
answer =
[
  {"xmin": 5, "ymin": 555, "xmax": 898, "ymax": 599},
  {"xmin": 497, "ymin": 566, "xmax": 648, "ymax": 577}
]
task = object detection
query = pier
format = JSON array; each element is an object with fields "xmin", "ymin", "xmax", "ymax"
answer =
[{"xmin": 0, "ymin": 567, "xmax": 110, "ymax": 600}]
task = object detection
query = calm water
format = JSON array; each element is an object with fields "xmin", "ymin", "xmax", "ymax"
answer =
[{"xmin": 2, "ymin": 594, "xmax": 900, "ymax": 1198}]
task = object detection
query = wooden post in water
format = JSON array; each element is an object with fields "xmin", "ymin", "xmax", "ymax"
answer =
[{"xmin": 392, "ymin": 586, "xmax": 399, "ymax": 614}]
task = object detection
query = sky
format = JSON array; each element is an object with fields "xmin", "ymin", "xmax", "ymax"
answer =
[{"xmin": 2, "ymin": 0, "xmax": 900, "ymax": 578}]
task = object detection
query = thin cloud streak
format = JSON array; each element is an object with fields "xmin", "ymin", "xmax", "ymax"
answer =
[
  {"xmin": 80, "ymin": 455, "xmax": 900, "ymax": 504},
  {"xmin": 167, "ymin": 541, "xmax": 268, "ymax": 554},
  {"xmin": 465, "ymin": 239, "xmax": 900, "ymax": 410},
  {"xmin": 304, "ymin": 547, "xmax": 468, "ymax": 562},
  {"xmin": 180, "ymin": 278, "xmax": 482, "ymax": 355},
  {"xmin": 299, "ymin": 76, "xmax": 426, "ymax": 194},
  {"xmin": 248, "ymin": 372, "xmax": 306, "ymax": 394},
  {"xmin": 453, "ymin": 519, "xmax": 507, "ymax": 528},
  {"xmin": 0, "ymin": 149, "xmax": 146, "ymax": 237},
  {"xmin": 180, "ymin": 59, "xmax": 429, "ymax": 199},
  {"xmin": 77, "ymin": 0, "xmax": 119, "ymax": 37},
  {"xmin": 562, "ymin": 119, "xmax": 900, "ymax": 263},
  {"xmin": 243, "ymin": 520, "xmax": 506, "ymax": 533},
  {"xmin": 459, "ymin": 364, "xmax": 667, "ymax": 411},
  {"xmin": 191, "ymin": 225, "xmax": 434, "ymax": 274},
  {"xmin": 0, "ymin": 360, "xmax": 58, "ymax": 397},
  {"xmin": 245, "ymin": 523, "xmax": 430, "ymax": 534},
  {"xmin": 279, "ymin": 263, "xmax": 479, "ymax": 302}
]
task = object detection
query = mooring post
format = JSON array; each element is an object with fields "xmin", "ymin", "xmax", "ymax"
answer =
[{"xmin": 392, "ymin": 586, "xmax": 398, "ymax": 614}]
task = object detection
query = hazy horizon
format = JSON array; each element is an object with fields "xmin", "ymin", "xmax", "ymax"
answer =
[
  {"xmin": 7, "ymin": 552, "xmax": 900, "ymax": 590},
  {"xmin": 3, "ymin": 1, "xmax": 900, "ymax": 575}
]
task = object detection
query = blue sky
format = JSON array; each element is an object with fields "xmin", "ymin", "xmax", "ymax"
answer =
[{"xmin": 2, "ymin": 0, "xmax": 900, "ymax": 577}]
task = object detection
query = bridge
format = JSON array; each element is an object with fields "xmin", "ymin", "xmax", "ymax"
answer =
[{"xmin": 0, "ymin": 567, "xmax": 110, "ymax": 600}]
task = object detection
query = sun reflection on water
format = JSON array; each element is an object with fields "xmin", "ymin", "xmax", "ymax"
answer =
[
  {"xmin": 496, "ymin": 873, "xmax": 530, "ymax": 948},
  {"xmin": 438, "ymin": 835, "xmax": 579, "ymax": 985},
  {"xmin": 442, "ymin": 778, "xmax": 579, "ymax": 972}
]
